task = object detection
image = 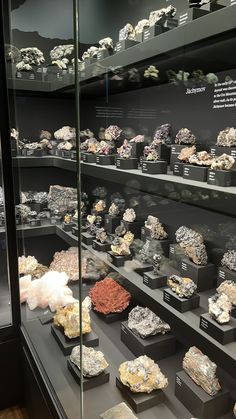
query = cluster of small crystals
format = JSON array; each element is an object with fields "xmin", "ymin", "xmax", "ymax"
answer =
[
  {"xmin": 175, "ymin": 225, "xmax": 208, "ymax": 265},
  {"xmin": 144, "ymin": 65, "xmax": 159, "ymax": 80},
  {"xmin": 48, "ymin": 185, "xmax": 77, "ymax": 214},
  {"xmin": 145, "ymin": 215, "xmax": 168, "ymax": 240},
  {"xmin": 175, "ymin": 128, "xmax": 196, "ymax": 145},
  {"xmin": 89, "ymin": 278, "xmax": 131, "ymax": 315},
  {"xmin": 183, "ymin": 346, "xmax": 221, "ymax": 396},
  {"xmin": 211, "ymin": 154, "xmax": 235, "ymax": 170},
  {"xmin": 70, "ymin": 345, "xmax": 109, "ymax": 377},
  {"xmin": 149, "ymin": 5, "xmax": 176, "ymax": 26},
  {"xmin": 108, "ymin": 202, "xmax": 120, "ymax": 217},
  {"xmin": 111, "ymin": 231, "xmax": 134, "ymax": 256},
  {"xmin": 117, "ymin": 140, "xmax": 132, "ymax": 159},
  {"xmin": 154, "ymin": 123, "xmax": 172, "ymax": 144},
  {"xmin": 54, "ymin": 297, "xmax": 91, "ymax": 339},
  {"xmin": 50, "ymin": 247, "xmax": 78, "ymax": 281},
  {"xmin": 81, "ymin": 38, "xmax": 113, "ymax": 61},
  {"xmin": 178, "ymin": 145, "xmax": 196, "ymax": 163},
  {"xmin": 80, "ymin": 138, "xmax": 99, "ymax": 153},
  {"xmin": 217, "ymin": 280, "xmax": 236, "ymax": 306},
  {"xmin": 167, "ymin": 274, "xmax": 197, "ymax": 298},
  {"xmin": 15, "ymin": 204, "xmax": 31, "ymax": 220},
  {"xmin": 97, "ymin": 141, "xmax": 114, "ymax": 155},
  {"xmin": 143, "ymin": 140, "xmax": 160, "ymax": 161},
  {"xmin": 16, "ymin": 47, "xmax": 45, "ymax": 71},
  {"xmin": 217, "ymin": 127, "xmax": 236, "ymax": 147},
  {"xmin": 95, "ymin": 227, "xmax": 108, "ymax": 244},
  {"xmin": 128, "ymin": 306, "xmax": 171, "ymax": 338},
  {"xmin": 104, "ymin": 125, "xmax": 122, "ymax": 141},
  {"xmin": 208, "ymin": 293, "xmax": 231, "ymax": 324},
  {"xmin": 49, "ymin": 45, "xmax": 74, "ymax": 69},
  {"xmin": 221, "ymin": 250, "xmax": 236, "ymax": 271},
  {"xmin": 123, "ymin": 208, "xmax": 136, "ymax": 222},
  {"xmin": 189, "ymin": 151, "xmax": 214, "ymax": 167}
]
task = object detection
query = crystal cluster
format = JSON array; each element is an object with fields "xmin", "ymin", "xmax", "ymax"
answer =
[
  {"xmin": 183, "ymin": 346, "xmax": 221, "ymax": 396},
  {"xmin": 54, "ymin": 126, "xmax": 76, "ymax": 150},
  {"xmin": 89, "ymin": 278, "xmax": 131, "ymax": 315},
  {"xmin": 145, "ymin": 215, "xmax": 168, "ymax": 240},
  {"xmin": 175, "ymin": 128, "xmax": 196, "ymax": 145},
  {"xmin": 217, "ymin": 127, "xmax": 236, "ymax": 147},
  {"xmin": 123, "ymin": 208, "xmax": 136, "ymax": 222},
  {"xmin": 128, "ymin": 306, "xmax": 170, "ymax": 338},
  {"xmin": 96, "ymin": 228, "xmax": 108, "ymax": 243},
  {"xmin": 99, "ymin": 37, "xmax": 113, "ymax": 51},
  {"xmin": 97, "ymin": 141, "xmax": 114, "ymax": 155},
  {"xmin": 100, "ymin": 403, "xmax": 137, "ymax": 419},
  {"xmin": 167, "ymin": 274, "xmax": 197, "ymax": 298},
  {"xmin": 178, "ymin": 146, "xmax": 196, "ymax": 163},
  {"xmin": 82, "ymin": 250, "xmax": 109, "ymax": 281},
  {"xmin": 143, "ymin": 139, "xmax": 160, "ymax": 161},
  {"xmin": 82, "ymin": 46, "xmax": 99, "ymax": 61},
  {"xmin": 50, "ymin": 44, "xmax": 74, "ymax": 69},
  {"xmin": 16, "ymin": 47, "xmax": 45, "ymax": 71},
  {"xmin": 154, "ymin": 123, "xmax": 172, "ymax": 144},
  {"xmin": 153, "ymin": 254, "xmax": 162, "ymax": 273},
  {"xmin": 80, "ymin": 138, "xmax": 99, "ymax": 153},
  {"xmin": 50, "ymin": 247, "xmax": 78, "ymax": 281},
  {"xmin": 144, "ymin": 65, "xmax": 159, "ymax": 80},
  {"xmin": 119, "ymin": 355, "xmax": 168, "ymax": 393},
  {"xmin": 94, "ymin": 200, "xmax": 106, "ymax": 213},
  {"xmin": 48, "ymin": 185, "xmax": 77, "ymax": 213},
  {"xmin": 189, "ymin": 151, "xmax": 214, "ymax": 166},
  {"xmin": 108, "ymin": 202, "xmax": 120, "ymax": 217},
  {"xmin": 135, "ymin": 19, "xmax": 149, "ymax": 37},
  {"xmin": 54, "ymin": 297, "xmax": 91, "ymax": 339},
  {"xmin": 22, "ymin": 189, "xmax": 47, "ymax": 205},
  {"xmin": 208, "ymin": 293, "xmax": 231, "ymax": 324},
  {"xmin": 175, "ymin": 225, "xmax": 208, "ymax": 265},
  {"xmin": 104, "ymin": 125, "xmax": 122, "ymax": 141},
  {"xmin": 119, "ymin": 23, "xmax": 135, "ymax": 41},
  {"xmin": 149, "ymin": 5, "xmax": 176, "ymax": 26},
  {"xmin": 217, "ymin": 280, "xmax": 236, "ymax": 306},
  {"xmin": 130, "ymin": 135, "xmax": 144, "ymax": 143},
  {"xmin": 111, "ymin": 232, "xmax": 134, "ymax": 256},
  {"xmin": 70, "ymin": 345, "xmax": 109, "ymax": 377},
  {"xmin": 221, "ymin": 250, "xmax": 236, "ymax": 271},
  {"xmin": 211, "ymin": 154, "xmax": 235, "ymax": 170},
  {"xmin": 18, "ymin": 255, "xmax": 38, "ymax": 275},
  {"xmin": 15, "ymin": 204, "xmax": 31, "ymax": 221},
  {"xmin": 117, "ymin": 140, "xmax": 132, "ymax": 159}
]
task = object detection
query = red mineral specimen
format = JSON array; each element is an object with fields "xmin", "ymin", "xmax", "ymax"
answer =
[{"xmin": 89, "ymin": 277, "xmax": 131, "ymax": 315}]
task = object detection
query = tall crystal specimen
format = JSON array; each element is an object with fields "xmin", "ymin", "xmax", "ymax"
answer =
[
  {"xmin": 208, "ymin": 293, "xmax": 231, "ymax": 324},
  {"xmin": 167, "ymin": 274, "xmax": 197, "ymax": 298},
  {"xmin": 221, "ymin": 250, "xmax": 236, "ymax": 272},
  {"xmin": 119, "ymin": 355, "xmax": 168, "ymax": 393},
  {"xmin": 70, "ymin": 345, "xmax": 108, "ymax": 377},
  {"xmin": 183, "ymin": 346, "xmax": 221, "ymax": 396},
  {"xmin": 217, "ymin": 280, "xmax": 236, "ymax": 306},
  {"xmin": 89, "ymin": 278, "xmax": 131, "ymax": 315},
  {"xmin": 128, "ymin": 306, "xmax": 170, "ymax": 338},
  {"xmin": 175, "ymin": 226, "xmax": 208, "ymax": 265}
]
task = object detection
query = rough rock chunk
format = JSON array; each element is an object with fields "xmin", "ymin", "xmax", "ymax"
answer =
[
  {"xmin": 50, "ymin": 247, "xmax": 78, "ymax": 281},
  {"xmin": 189, "ymin": 151, "xmax": 214, "ymax": 167},
  {"xmin": 221, "ymin": 250, "xmax": 236, "ymax": 272},
  {"xmin": 217, "ymin": 280, "xmax": 236, "ymax": 306},
  {"xmin": 70, "ymin": 345, "xmax": 108, "ymax": 377},
  {"xmin": 208, "ymin": 293, "xmax": 231, "ymax": 324},
  {"xmin": 211, "ymin": 153, "xmax": 235, "ymax": 170},
  {"xmin": 48, "ymin": 185, "xmax": 77, "ymax": 213},
  {"xmin": 128, "ymin": 306, "xmax": 170, "ymax": 338},
  {"xmin": 89, "ymin": 278, "xmax": 131, "ymax": 314},
  {"xmin": 123, "ymin": 208, "xmax": 136, "ymax": 222},
  {"xmin": 175, "ymin": 128, "xmax": 196, "ymax": 145},
  {"xmin": 54, "ymin": 297, "xmax": 91, "ymax": 338},
  {"xmin": 175, "ymin": 226, "xmax": 208, "ymax": 265},
  {"xmin": 100, "ymin": 402, "xmax": 137, "ymax": 419},
  {"xmin": 145, "ymin": 215, "xmax": 168, "ymax": 240},
  {"xmin": 178, "ymin": 146, "xmax": 196, "ymax": 162},
  {"xmin": 167, "ymin": 274, "xmax": 197, "ymax": 298},
  {"xmin": 119, "ymin": 24, "xmax": 135, "ymax": 41},
  {"xmin": 217, "ymin": 127, "xmax": 236, "ymax": 147}
]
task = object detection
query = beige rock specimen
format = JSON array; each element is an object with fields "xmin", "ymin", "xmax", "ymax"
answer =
[
  {"xmin": 208, "ymin": 293, "xmax": 231, "ymax": 324},
  {"xmin": 178, "ymin": 146, "xmax": 196, "ymax": 162},
  {"xmin": 217, "ymin": 280, "xmax": 236, "ymax": 306},
  {"xmin": 54, "ymin": 296, "xmax": 91, "ymax": 339}
]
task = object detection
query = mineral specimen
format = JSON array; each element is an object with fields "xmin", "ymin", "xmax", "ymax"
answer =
[
  {"xmin": 153, "ymin": 254, "xmax": 162, "ymax": 273},
  {"xmin": 208, "ymin": 293, "xmax": 231, "ymax": 324},
  {"xmin": 70, "ymin": 345, "xmax": 109, "ymax": 377},
  {"xmin": 130, "ymin": 135, "xmax": 144, "ymax": 143},
  {"xmin": 143, "ymin": 140, "xmax": 160, "ymax": 161},
  {"xmin": 54, "ymin": 297, "xmax": 91, "ymax": 338},
  {"xmin": 234, "ymin": 403, "xmax": 236, "ymax": 417},
  {"xmin": 89, "ymin": 277, "xmax": 131, "ymax": 314},
  {"xmin": 176, "ymin": 70, "xmax": 190, "ymax": 83},
  {"xmin": 26, "ymin": 271, "xmax": 76, "ymax": 312},
  {"xmin": 149, "ymin": 5, "xmax": 176, "ymax": 26},
  {"xmin": 80, "ymin": 129, "xmax": 94, "ymax": 140},
  {"xmin": 111, "ymin": 234, "xmax": 133, "ymax": 256},
  {"xmin": 82, "ymin": 250, "xmax": 108, "ymax": 281},
  {"xmin": 167, "ymin": 274, "xmax": 197, "ymax": 298},
  {"xmin": 119, "ymin": 23, "xmax": 135, "ymax": 41},
  {"xmin": 119, "ymin": 355, "xmax": 168, "ymax": 393},
  {"xmin": 138, "ymin": 240, "xmax": 153, "ymax": 263},
  {"xmin": 221, "ymin": 250, "xmax": 236, "ymax": 271},
  {"xmin": 54, "ymin": 126, "xmax": 76, "ymax": 142},
  {"xmin": 154, "ymin": 123, "xmax": 172, "ymax": 144},
  {"xmin": 104, "ymin": 125, "xmax": 122, "ymax": 141},
  {"xmin": 108, "ymin": 202, "xmax": 120, "ymax": 217},
  {"xmin": 189, "ymin": 151, "xmax": 214, "ymax": 167},
  {"xmin": 16, "ymin": 47, "xmax": 45, "ymax": 71},
  {"xmin": 175, "ymin": 128, "xmax": 196, "ymax": 145},
  {"xmin": 5, "ymin": 44, "xmax": 20, "ymax": 63},
  {"xmin": 50, "ymin": 45, "xmax": 74, "ymax": 67},
  {"xmin": 175, "ymin": 225, "xmax": 208, "ymax": 265},
  {"xmin": 97, "ymin": 141, "xmax": 114, "ymax": 155},
  {"xmin": 217, "ymin": 280, "xmax": 236, "ymax": 306},
  {"xmin": 206, "ymin": 73, "xmax": 218, "ymax": 84},
  {"xmin": 123, "ymin": 208, "xmax": 136, "ymax": 222},
  {"xmin": 100, "ymin": 402, "xmax": 138, "ymax": 419},
  {"xmin": 183, "ymin": 346, "xmax": 221, "ymax": 396},
  {"xmin": 117, "ymin": 139, "xmax": 132, "ymax": 159},
  {"xmin": 211, "ymin": 153, "xmax": 235, "ymax": 170},
  {"xmin": 145, "ymin": 215, "xmax": 168, "ymax": 240},
  {"xmin": 99, "ymin": 37, "xmax": 113, "ymax": 50},
  {"xmin": 115, "ymin": 222, "xmax": 127, "ymax": 237},
  {"xmin": 18, "ymin": 255, "xmax": 39, "ymax": 275},
  {"xmin": 135, "ymin": 19, "xmax": 150, "ymax": 36},
  {"xmin": 80, "ymin": 138, "xmax": 99, "ymax": 153},
  {"xmin": 93, "ymin": 200, "xmax": 106, "ymax": 212},
  {"xmin": 217, "ymin": 127, "xmax": 236, "ymax": 147},
  {"xmin": 128, "ymin": 306, "xmax": 170, "ymax": 338},
  {"xmin": 15, "ymin": 204, "xmax": 31, "ymax": 220},
  {"xmin": 96, "ymin": 228, "xmax": 108, "ymax": 244},
  {"xmin": 48, "ymin": 185, "xmax": 77, "ymax": 213},
  {"xmin": 178, "ymin": 146, "xmax": 196, "ymax": 163},
  {"xmin": 50, "ymin": 247, "xmax": 78, "ymax": 281},
  {"xmin": 144, "ymin": 65, "xmax": 159, "ymax": 80}
]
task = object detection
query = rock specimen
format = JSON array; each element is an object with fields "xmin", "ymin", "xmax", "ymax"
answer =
[
  {"xmin": 189, "ymin": 151, "xmax": 214, "ymax": 167},
  {"xmin": 134, "ymin": 19, "xmax": 150, "ymax": 37},
  {"xmin": 119, "ymin": 23, "xmax": 135, "ymax": 41},
  {"xmin": 97, "ymin": 141, "xmax": 114, "ymax": 155},
  {"xmin": 16, "ymin": 47, "xmax": 45, "ymax": 71},
  {"xmin": 119, "ymin": 355, "xmax": 168, "ymax": 393},
  {"xmin": 81, "ymin": 250, "xmax": 109, "ymax": 281},
  {"xmin": 178, "ymin": 146, "xmax": 196, "ymax": 163},
  {"xmin": 123, "ymin": 208, "xmax": 136, "ymax": 222},
  {"xmin": 89, "ymin": 277, "xmax": 131, "ymax": 314},
  {"xmin": 18, "ymin": 255, "xmax": 39, "ymax": 275},
  {"xmin": 108, "ymin": 202, "xmax": 120, "ymax": 217},
  {"xmin": 175, "ymin": 226, "xmax": 208, "ymax": 265},
  {"xmin": 99, "ymin": 37, "xmax": 113, "ymax": 51},
  {"xmin": 80, "ymin": 138, "xmax": 99, "ymax": 153},
  {"xmin": 234, "ymin": 403, "xmax": 236, "ymax": 417},
  {"xmin": 149, "ymin": 5, "xmax": 176, "ymax": 26},
  {"xmin": 167, "ymin": 274, "xmax": 197, "ymax": 298},
  {"xmin": 50, "ymin": 247, "xmax": 78, "ymax": 281},
  {"xmin": 70, "ymin": 345, "xmax": 108, "ymax": 377},
  {"xmin": 145, "ymin": 215, "xmax": 168, "ymax": 240},
  {"xmin": 26, "ymin": 271, "xmax": 76, "ymax": 312},
  {"xmin": 175, "ymin": 128, "xmax": 196, "ymax": 145},
  {"xmin": 211, "ymin": 154, "xmax": 235, "ymax": 170},
  {"xmin": 115, "ymin": 222, "xmax": 127, "ymax": 237},
  {"xmin": 153, "ymin": 254, "xmax": 162, "ymax": 273},
  {"xmin": 96, "ymin": 228, "xmax": 108, "ymax": 243},
  {"xmin": 100, "ymin": 402, "xmax": 138, "ymax": 419},
  {"xmin": 154, "ymin": 123, "xmax": 172, "ymax": 144},
  {"xmin": 104, "ymin": 125, "xmax": 122, "ymax": 141},
  {"xmin": 111, "ymin": 232, "xmax": 134, "ymax": 256},
  {"xmin": 117, "ymin": 139, "xmax": 132, "ymax": 159},
  {"xmin": 5, "ymin": 44, "xmax": 20, "ymax": 63},
  {"xmin": 80, "ymin": 129, "xmax": 94, "ymax": 140},
  {"xmin": 217, "ymin": 127, "xmax": 236, "ymax": 147},
  {"xmin": 54, "ymin": 297, "xmax": 91, "ymax": 339},
  {"xmin": 93, "ymin": 200, "xmax": 106, "ymax": 213},
  {"xmin": 15, "ymin": 204, "xmax": 31, "ymax": 221},
  {"xmin": 130, "ymin": 134, "xmax": 144, "ymax": 143},
  {"xmin": 143, "ymin": 139, "xmax": 160, "ymax": 160},
  {"xmin": 48, "ymin": 185, "xmax": 77, "ymax": 213},
  {"xmin": 217, "ymin": 280, "xmax": 236, "ymax": 306},
  {"xmin": 128, "ymin": 306, "xmax": 170, "ymax": 338},
  {"xmin": 144, "ymin": 65, "xmax": 159, "ymax": 80},
  {"xmin": 208, "ymin": 293, "xmax": 231, "ymax": 324},
  {"xmin": 50, "ymin": 44, "xmax": 74, "ymax": 68},
  {"xmin": 221, "ymin": 250, "xmax": 236, "ymax": 271},
  {"xmin": 183, "ymin": 346, "xmax": 221, "ymax": 396}
]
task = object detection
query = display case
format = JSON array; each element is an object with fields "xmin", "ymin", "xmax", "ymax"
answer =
[{"xmin": 2, "ymin": 0, "xmax": 236, "ymax": 418}]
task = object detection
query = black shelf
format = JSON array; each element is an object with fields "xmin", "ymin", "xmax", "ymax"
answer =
[
  {"xmin": 8, "ymin": 78, "xmax": 72, "ymax": 94},
  {"xmin": 14, "ymin": 156, "xmax": 76, "ymax": 172}
]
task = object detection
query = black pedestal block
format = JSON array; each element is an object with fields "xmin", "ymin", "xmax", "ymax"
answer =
[
  {"xmin": 201, "ymin": 1, "xmax": 225, "ymax": 10},
  {"xmin": 116, "ymin": 378, "xmax": 165, "ymax": 413},
  {"xmin": 81, "ymin": 232, "xmax": 94, "ymax": 245},
  {"xmin": 217, "ymin": 266, "xmax": 236, "ymax": 285},
  {"xmin": 72, "ymin": 226, "xmax": 78, "ymax": 237},
  {"xmin": 143, "ymin": 24, "xmax": 168, "ymax": 41},
  {"xmin": 61, "ymin": 150, "xmax": 72, "ymax": 159},
  {"xmin": 121, "ymin": 321, "xmax": 176, "ymax": 361},
  {"xmin": 96, "ymin": 49, "xmax": 113, "ymax": 60},
  {"xmin": 115, "ymin": 39, "xmax": 139, "ymax": 53},
  {"xmin": 210, "ymin": 145, "xmax": 236, "ymax": 157},
  {"xmin": 21, "ymin": 149, "xmax": 46, "ymax": 157},
  {"xmin": 92, "ymin": 240, "xmax": 111, "ymax": 252},
  {"xmin": 95, "ymin": 309, "xmax": 129, "ymax": 324},
  {"xmin": 84, "ymin": 57, "xmax": 96, "ymax": 66},
  {"xmin": 39, "ymin": 312, "xmax": 54, "ymax": 325},
  {"xmin": 29, "ymin": 202, "xmax": 46, "ymax": 212},
  {"xmin": 143, "ymin": 271, "xmax": 167, "ymax": 289},
  {"xmin": 129, "ymin": 142, "xmax": 146, "ymax": 158},
  {"xmin": 96, "ymin": 154, "xmax": 115, "ymax": 165},
  {"xmin": 81, "ymin": 152, "xmax": 96, "ymax": 163},
  {"xmin": 104, "ymin": 214, "xmax": 121, "ymax": 233},
  {"xmin": 178, "ymin": 8, "xmax": 210, "ymax": 26},
  {"xmin": 67, "ymin": 360, "xmax": 109, "ymax": 390},
  {"xmin": 142, "ymin": 160, "xmax": 167, "ymax": 174},
  {"xmin": 175, "ymin": 371, "xmax": 230, "ymax": 419},
  {"xmin": 173, "ymin": 162, "xmax": 184, "ymax": 176},
  {"xmin": 183, "ymin": 165, "xmax": 208, "ymax": 182},
  {"xmin": 163, "ymin": 289, "xmax": 200, "ymax": 313},
  {"xmin": 181, "ymin": 259, "xmax": 215, "ymax": 291},
  {"xmin": 51, "ymin": 325, "xmax": 99, "ymax": 356},
  {"xmin": 116, "ymin": 157, "xmax": 138, "ymax": 170},
  {"xmin": 62, "ymin": 222, "xmax": 75, "ymax": 232},
  {"xmin": 135, "ymin": 263, "xmax": 153, "ymax": 276},
  {"xmin": 200, "ymin": 313, "xmax": 236, "ymax": 345},
  {"xmin": 29, "ymin": 219, "xmax": 41, "ymax": 227},
  {"xmin": 207, "ymin": 169, "xmax": 235, "ymax": 187},
  {"xmin": 170, "ymin": 152, "xmax": 180, "ymax": 170},
  {"xmin": 122, "ymin": 220, "xmax": 141, "ymax": 238},
  {"xmin": 107, "ymin": 251, "xmax": 132, "ymax": 267}
]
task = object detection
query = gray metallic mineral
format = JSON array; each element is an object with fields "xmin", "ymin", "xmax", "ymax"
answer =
[
  {"xmin": 100, "ymin": 402, "xmax": 137, "ymax": 419},
  {"xmin": 208, "ymin": 293, "xmax": 231, "ymax": 324},
  {"xmin": 175, "ymin": 226, "xmax": 208, "ymax": 265},
  {"xmin": 70, "ymin": 345, "xmax": 109, "ymax": 377},
  {"xmin": 175, "ymin": 128, "xmax": 196, "ymax": 145},
  {"xmin": 221, "ymin": 250, "xmax": 236, "ymax": 272},
  {"xmin": 128, "ymin": 306, "xmax": 170, "ymax": 338},
  {"xmin": 167, "ymin": 274, "xmax": 197, "ymax": 298},
  {"xmin": 48, "ymin": 185, "xmax": 77, "ymax": 213}
]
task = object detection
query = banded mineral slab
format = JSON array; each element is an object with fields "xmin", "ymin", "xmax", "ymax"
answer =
[
  {"xmin": 89, "ymin": 278, "xmax": 131, "ymax": 315},
  {"xmin": 128, "ymin": 306, "xmax": 170, "ymax": 338},
  {"xmin": 70, "ymin": 345, "xmax": 108, "ymax": 377}
]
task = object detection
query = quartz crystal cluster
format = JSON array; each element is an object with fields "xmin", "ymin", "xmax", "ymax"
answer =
[
  {"xmin": 149, "ymin": 5, "xmax": 176, "ymax": 26},
  {"xmin": 89, "ymin": 278, "xmax": 131, "ymax": 315},
  {"xmin": 119, "ymin": 355, "xmax": 168, "ymax": 393},
  {"xmin": 119, "ymin": 23, "xmax": 135, "ymax": 41},
  {"xmin": 123, "ymin": 208, "xmax": 136, "ymax": 222},
  {"xmin": 183, "ymin": 346, "xmax": 221, "ymax": 396},
  {"xmin": 16, "ymin": 47, "xmax": 45, "ymax": 71},
  {"xmin": 100, "ymin": 402, "xmax": 138, "ymax": 419},
  {"xmin": 117, "ymin": 140, "xmax": 132, "ymax": 159},
  {"xmin": 154, "ymin": 123, "xmax": 172, "ymax": 144},
  {"xmin": 221, "ymin": 249, "xmax": 236, "ymax": 271},
  {"xmin": 208, "ymin": 293, "xmax": 232, "ymax": 324},
  {"xmin": 175, "ymin": 226, "xmax": 208, "ymax": 265},
  {"xmin": 211, "ymin": 154, "xmax": 235, "ymax": 170},
  {"xmin": 48, "ymin": 185, "xmax": 77, "ymax": 213},
  {"xmin": 70, "ymin": 345, "xmax": 109, "ymax": 377},
  {"xmin": 217, "ymin": 280, "xmax": 236, "ymax": 306},
  {"xmin": 167, "ymin": 274, "xmax": 197, "ymax": 298},
  {"xmin": 178, "ymin": 146, "xmax": 196, "ymax": 163},
  {"xmin": 145, "ymin": 215, "xmax": 168, "ymax": 240},
  {"xmin": 54, "ymin": 297, "xmax": 91, "ymax": 338},
  {"xmin": 217, "ymin": 127, "xmax": 236, "ymax": 147},
  {"xmin": 175, "ymin": 128, "xmax": 196, "ymax": 145},
  {"xmin": 128, "ymin": 306, "xmax": 170, "ymax": 338}
]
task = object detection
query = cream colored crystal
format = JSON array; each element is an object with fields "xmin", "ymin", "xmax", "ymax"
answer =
[{"xmin": 54, "ymin": 296, "xmax": 91, "ymax": 339}]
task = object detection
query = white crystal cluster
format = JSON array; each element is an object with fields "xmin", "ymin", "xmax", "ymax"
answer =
[{"xmin": 16, "ymin": 47, "xmax": 45, "ymax": 71}]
